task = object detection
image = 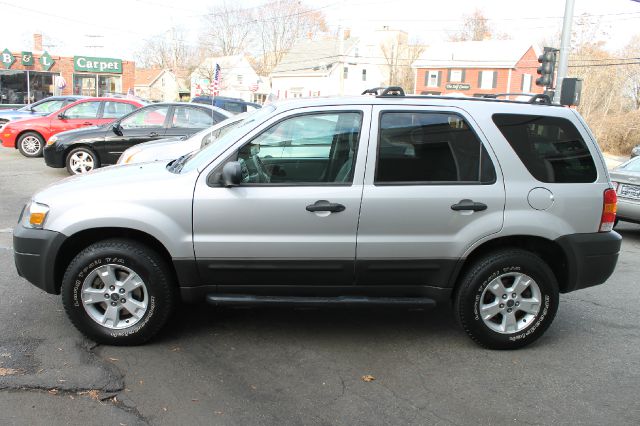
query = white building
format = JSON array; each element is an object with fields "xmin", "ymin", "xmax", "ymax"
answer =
[
  {"xmin": 191, "ymin": 55, "xmax": 266, "ymax": 102},
  {"xmin": 269, "ymin": 36, "xmax": 388, "ymax": 99},
  {"xmin": 134, "ymin": 68, "xmax": 190, "ymax": 102}
]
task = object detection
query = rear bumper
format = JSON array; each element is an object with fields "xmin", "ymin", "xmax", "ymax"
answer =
[
  {"xmin": 13, "ymin": 225, "xmax": 66, "ymax": 294},
  {"xmin": 43, "ymin": 144, "xmax": 66, "ymax": 168},
  {"xmin": 555, "ymin": 231, "xmax": 621, "ymax": 293}
]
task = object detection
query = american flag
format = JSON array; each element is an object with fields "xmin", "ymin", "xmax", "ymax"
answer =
[{"xmin": 211, "ymin": 63, "xmax": 221, "ymax": 96}]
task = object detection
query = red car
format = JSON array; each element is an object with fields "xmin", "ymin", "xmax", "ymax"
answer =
[{"xmin": 0, "ymin": 97, "xmax": 144, "ymax": 157}]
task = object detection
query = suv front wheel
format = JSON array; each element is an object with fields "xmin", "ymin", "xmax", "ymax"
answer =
[
  {"xmin": 454, "ymin": 249, "xmax": 559, "ymax": 349},
  {"xmin": 61, "ymin": 239, "xmax": 177, "ymax": 345}
]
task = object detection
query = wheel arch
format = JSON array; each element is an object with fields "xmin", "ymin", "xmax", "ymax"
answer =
[
  {"xmin": 451, "ymin": 235, "xmax": 569, "ymax": 296},
  {"xmin": 54, "ymin": 227, "xmax": 177, "ymax": 294}
]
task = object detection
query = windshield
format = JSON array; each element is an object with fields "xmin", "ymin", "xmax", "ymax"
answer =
[
  {"xmin": 179, "ymin": 104, "xmax": 276, "ymax": 173},
  {"xmin": 620, "ymin": 157, "xmax": 640, "ymax": 172}
]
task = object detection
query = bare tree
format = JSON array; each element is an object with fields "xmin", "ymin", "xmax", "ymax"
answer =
[
  {"xmin": 620, "ymin": 35, "xmax": 640, "ymax": 110},
  {"xmin": 380, "ymin": 33, "xmax": 424, "ymax": 91},
  {"xmin": 135, "ymin": 27, "xmax": 196, "ymax": 70},
  {"xmin": 254, "ymin": 0, "xmax": 327, "ymax": 74},
  {"xmin": 449, "ymin": 9, "xmax": 493, "ymax": 42},
  {"xmin": 201, "ymin": 1, "xmax": 253, "ymax": 57}
]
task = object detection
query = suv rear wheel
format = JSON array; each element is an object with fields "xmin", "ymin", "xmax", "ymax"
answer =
[
  {"xmin": 61, "ymin": 239, "xmax": 177, "ymax": 345},
  {"xmin": 454, "ymin": 249, "xmax": 559, "ymax": 349}
]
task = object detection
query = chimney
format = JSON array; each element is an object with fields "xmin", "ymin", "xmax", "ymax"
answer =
[{"xmin": 33, "ymin": 34, "xmax": 43, "ymax": 51}]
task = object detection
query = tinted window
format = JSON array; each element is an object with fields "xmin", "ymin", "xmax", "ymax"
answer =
[
  {"xmin": 235, "ymin": 112, "xmax": 362, "ymax": 184},
  {"xmin": 63, "ymin": 101, "xmax": 101, "ymax": 119},
  {"xmin": 376, "ymin": 112, "xmax": 495, "ymax": 184},
  {"xmin": 121, "ymin": 106, "xmax": 169, "ymax": 129},
  {"xmin": 103, "ymin": 101, "xmax": 137, "ymax": 119},
  {"xmin": 492, "ymin": 114, "xmax": 597, "ymax": 183}
]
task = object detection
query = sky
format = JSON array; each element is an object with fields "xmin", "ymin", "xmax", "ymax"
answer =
[{"xmin": 1, "ymin": 0, "xmax": 640, "ymax": 61}]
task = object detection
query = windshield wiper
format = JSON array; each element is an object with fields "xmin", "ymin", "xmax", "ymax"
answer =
[{"xmin": 167, "ymin": 153, "xmax": 191, "ymax": 173}]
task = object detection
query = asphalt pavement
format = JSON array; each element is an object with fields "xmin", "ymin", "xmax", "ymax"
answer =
[{"xmin": 0, "ymin": 147, "xmax": 639, "ymax": 425}]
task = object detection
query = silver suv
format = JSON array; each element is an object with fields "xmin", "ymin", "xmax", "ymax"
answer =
[{"xmin": 13, "ymin": 92, "xmax": 621, "ymax": 349}]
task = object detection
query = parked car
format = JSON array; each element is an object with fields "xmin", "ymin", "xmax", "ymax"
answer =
[
  {"xmin": 0, "ymin": 96, "xmax": 86, "ymax": 128},
  {"xmin": 631, "ymin": 145, "xmax": 640, "ymax": 158},
  {"xmin": 43, "ymin": 102, "xmax": 232, "ymax": 175},
  {"xmin": 117, "ymin": 113, "xmax": 247, "ymax": 165},
  {"xmin": 1, "ymin": 97, "xmax": 144, "ymax": 158},
  {"xmin": 610, "ymin": 156, "xmax": 640, "ymax": 225},
  {"xmin": 14, "ymin": 91, "xmax": 620, "ymax": 349},
  {"xmin": 191, "ymin": 95, "xmax": 261, "ymax": 115}
]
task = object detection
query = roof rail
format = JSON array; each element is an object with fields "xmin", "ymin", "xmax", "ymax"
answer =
[
  {"xmin": 361, "ymin": 86, "xmax": 405, "ymax": 96},
  {"xmin": 481, "ymin": 93, "xmax": 552, "ymax": 105}
]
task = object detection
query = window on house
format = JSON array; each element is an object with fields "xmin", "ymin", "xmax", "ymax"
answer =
[
  {"xmin": 343, "ymin": 67, "xmax": 349, "ymax": 79},
  {"xmin": 479, "ymin": 71, "xmax": 497, "ymax": 89},
  {"xmin": 449, "ymin": 70, "xmax": 464, "ymax": 82},
  {"xmin": 426, "ymin": 71, "xmax": 440, "ymax": 88},
  {"xmin": 362, "ymin": 69, "xmax": 367, "ymax": 81},
  {"xmin": 521, "ymin": 74, "xmax": 532, "ymax": 92}
]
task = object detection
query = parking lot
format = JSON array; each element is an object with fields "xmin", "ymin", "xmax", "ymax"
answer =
[{"xmin": 1, "ymin": 146, "xmax": 639, "ymax": 425}]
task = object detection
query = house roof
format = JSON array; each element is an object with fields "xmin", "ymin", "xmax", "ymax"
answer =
[
  {"xmin": 271, "ymin": 37, "xmax": 359, "ymax": 76},
  {"xmin": 412, "ymin": 40, "xmax": 539, "ymax": 69},
  {"xmin": 135, "ymin": 68, "xmax": 164, "ymax": 87}
]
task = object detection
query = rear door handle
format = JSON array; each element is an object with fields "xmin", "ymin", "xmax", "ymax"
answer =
[
  {"xmin": 306, "ymin": 200, "xmax": 346, "ymax": 213},
  {"xmin": 451, "ymin": 199, "xmax": 487, "ymax": 212}
]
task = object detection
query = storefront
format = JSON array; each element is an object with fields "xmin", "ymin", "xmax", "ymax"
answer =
[{"xmin": 0, "ymin": 48, "xmax": 135, "ymax": 105}]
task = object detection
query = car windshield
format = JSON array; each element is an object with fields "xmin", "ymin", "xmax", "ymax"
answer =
[
  {"xmin": 178, "ymin": 105, "xmax": 276, "ymax": 173},
  {"xmin": 620, "ymin": 157, "xmax": 640, "ymax": 172}
]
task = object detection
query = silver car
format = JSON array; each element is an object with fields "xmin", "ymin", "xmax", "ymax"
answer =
[
  {"xmin": 13, "ymin": 93, "xmax": 621, "ymax": 349},
  {"xmin": 117, "ymin": 113, "xmax": 247, "ymax": 165},
  {"xmin": 610, "ymin": 156, "xmax": 640, "ymax": 224}
]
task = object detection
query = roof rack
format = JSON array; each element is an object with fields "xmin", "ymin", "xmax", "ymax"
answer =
[
  {"xmin": 362, "ymin": 86, "xmax": 405, "ymax": 96},
  {"xmin": 481, "ymin": 93, "xmax": 552, "ymax": 105}
]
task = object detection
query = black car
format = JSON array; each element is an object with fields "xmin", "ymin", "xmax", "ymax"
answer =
[
  {"xmin": 43, "ymin": 103, "xmax": 231, "ymax": 175},
  {"xmin": 191, "ymin": 96, "xmax": 261, "ymax": 114}
]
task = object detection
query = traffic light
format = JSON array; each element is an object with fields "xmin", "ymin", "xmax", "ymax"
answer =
[{"xmin": 536, "ymin": 47, "xmax": 557, "ymax": 88}]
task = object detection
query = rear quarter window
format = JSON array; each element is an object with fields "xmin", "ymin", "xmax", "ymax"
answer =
[{"xmin": 492, "ymin": 114, "xmax": 597, "ymax": 183}]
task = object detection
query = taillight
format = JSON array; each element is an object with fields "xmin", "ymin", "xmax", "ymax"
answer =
[{"xmin": 599, "ymin": 188, "xmax": 617, "ymax": 232}]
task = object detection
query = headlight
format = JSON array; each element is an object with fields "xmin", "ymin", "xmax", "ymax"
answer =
[
  {"xmin": 47, "ymin": 135, "xmax": 58, "ymax": 146},
  {"xmin": 20, "ymin": 201, "xmax": 50, "ymax": 229},
  {"xmin": 118, "ymin": 148, "xmax": 142, "ymax": 164}
]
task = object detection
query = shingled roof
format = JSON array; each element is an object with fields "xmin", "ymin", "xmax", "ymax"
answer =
[
  {"xmin": 412, "ymin": 40, "xmax": 539, "ymax": 69},
  {"xmin": 271, "ymin": 38, "xmax": 359, "ymax": 76}
]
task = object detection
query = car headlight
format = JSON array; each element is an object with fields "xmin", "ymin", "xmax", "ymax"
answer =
[
  {"xmin": 20, "ymin": 201, "xmax": 50, "ymax": 229},
  {"xmin": 118, "ymin": 147, "xmax": 142, "ymax": 164},
  {"xmin": 47, "ymin": 135, "xmax": 58, "ymax": 146}
]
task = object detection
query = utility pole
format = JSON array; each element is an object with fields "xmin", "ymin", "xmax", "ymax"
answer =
[
  {"xmin": 554, "ymin": 0, "xmax": 575, "ymax": 103},
  {"xmin": 338, "ymin": 25, "xmax": 345, "ymax": 96}
]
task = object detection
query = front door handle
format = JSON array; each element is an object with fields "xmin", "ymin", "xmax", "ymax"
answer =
[
  {"xmin": 149, "ymin": 131, "xmax": 159, "ymax": 137},
  {"xmin": 82, "ymin": 122, "xmax": 93, "ymax": 125},
  {"xmin": 306, "ymin": 200, "xmax": 346, "ymax": 213},
  {"xmin": 451, "ymin": 199, "xmax": 487, "ymax": 212}
]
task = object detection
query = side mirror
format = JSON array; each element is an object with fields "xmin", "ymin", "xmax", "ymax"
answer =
[
  {"xmin": 57, "ymin": 113, "xmax": 65, "ymax": 119},
  {"xmin": 112, "ymin": 122, "xmax": 123, "ymax": 136},
  {"xmin": 221, "ymin": 161, "xmax": 242, "ymax": 187}
]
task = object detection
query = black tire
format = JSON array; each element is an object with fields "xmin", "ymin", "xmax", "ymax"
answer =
[
  {"xmin": 65, "ymin": 147, "xmax": 101, "ymax": 175},
  {"xmin": 454, "ymin": 249, "xmax": 559, "ymax": 350},
  {"xmin": 17, "ymin": 131, "xmax": 45, "ymax": 157},
  {"xmin": 61, "ymin": 239, "xmax": 177, "ymax": 345}
]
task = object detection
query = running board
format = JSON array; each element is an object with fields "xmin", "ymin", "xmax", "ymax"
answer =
[{"xmin": 205, "ymin": 294, "xmax": 436, "ymax": 308}]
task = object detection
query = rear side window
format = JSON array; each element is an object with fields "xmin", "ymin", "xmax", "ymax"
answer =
[
  {"xmin": 375, "ymin": 112, "xmax": 496, "ymax": 184},
  {"xmin": 492, "ymin": 114, "xmax": 597, "ymax": 183}
]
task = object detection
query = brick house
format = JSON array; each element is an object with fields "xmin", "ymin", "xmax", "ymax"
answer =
[{"xmin": 411, "ymin": 40, "xmax": 543, "ymax": 98}]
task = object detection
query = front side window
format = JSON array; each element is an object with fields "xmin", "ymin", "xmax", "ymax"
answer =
[
  {"xmin": 102, "ymin": 101, "xmax": 137, "ymax": 119},
  {"xmin": 376, "ymin": 111, "xmax": 496, "ymax": 184},
  {"xmin": 63, "ymin": 101, "xmax": 101, "ymax": 119},
  {"xmin": 232, "ymin": 112, "xmax": 362, "ymax": 185},
  {"xmin": 492, "ymin": 114, "xmax": 597, "ymax": 183},
  {"xmin": 172, "ymin": 106, "xmax": 214, "ymax": 128},
  {"xmin": 120, "ymin": 106, "xmax": 169, "ymax": 129}
]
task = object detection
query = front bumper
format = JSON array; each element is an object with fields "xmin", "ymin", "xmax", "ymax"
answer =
[
  {"xmin": 555, "ymin": 231, "xmax": 622, "ymax": 293},
  {"xmin": 0, "ymin": 131, "xmax": 17, "ymax": 148},
  {"xmin": 13, "ymin": 225, "xmax": 66, "ymax": 294},
  {"xmin": 43, "ymin": 144, "xmax": 66, "ymax": 168}
]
